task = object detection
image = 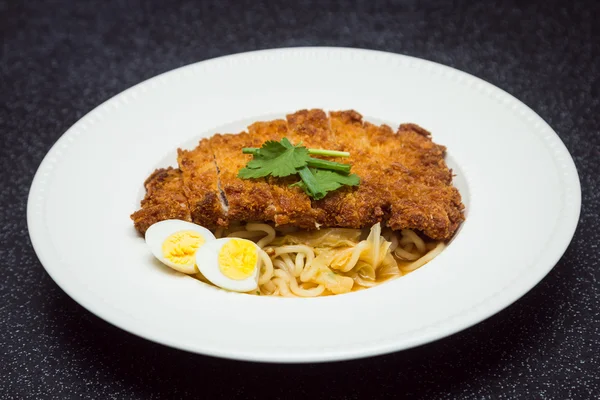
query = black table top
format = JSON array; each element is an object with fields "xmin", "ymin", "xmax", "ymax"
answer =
[{"xmin": 2, "ymin": 0, "xmax": 599, "ymax": 398}]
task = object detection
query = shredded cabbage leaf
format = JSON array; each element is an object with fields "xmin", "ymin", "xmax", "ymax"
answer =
[{"xmin": 287, "ymin": 223, "xmax": 398, "ymax": 294}]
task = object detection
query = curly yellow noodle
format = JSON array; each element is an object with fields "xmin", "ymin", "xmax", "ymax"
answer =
[
  {"xmin": 274, "ymin": 269, "xmax": 325, "ymax": 297},
  {"xmin": 246, "ymin": 223, "xmax": 276, "ymax": 248},
  {"xmin": 299, "ymin": 254, "xmax": 323, "ymax": 282},
  {"xmin": 280, "ymin": 253, "xmax": 296, "ymax": 274},
  {"xmin": 262, "ymin": 280, "xmax": 276, "ymax": 293},
  {"xmin": 258, "ymin": 249, "xmax": 274, "ymax": 285},
  {"xmin": 274, "ymin": 245, "xmax": 315, "ymax": 264},
  {"xmin": 273, "ymin": 259, "xmax": 292, "ymax": 276},
  {"xmin": 401, "ymin": 242, "xmax": 446, "ymax": 272},
  {"xmin": 394, "ymin": 246, "xmax": 421, "ymax": 261},
  {"xmin": 272, "ymin": 277, "xmax": 296, "ymax": 297},
  {"xmin": 400, "ymin": 229, "xmax": 426, "ymax": 253},
  {"xmin": 294, "ymin": 253, "xmax": 304, "ymax": 277}
]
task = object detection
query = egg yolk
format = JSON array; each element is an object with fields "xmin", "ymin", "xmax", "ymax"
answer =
[
  {"xmin": 162, "ymin": 231, "xmax": 204, "ymax": 266},
  {"xmin": 218, "ymin": 239, "xmax": 258, "ymax": 280}
]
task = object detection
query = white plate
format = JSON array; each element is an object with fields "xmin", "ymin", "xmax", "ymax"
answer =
[{"xmin": 27, "ymin": 47, "xmax": 581, "ymax": 363}]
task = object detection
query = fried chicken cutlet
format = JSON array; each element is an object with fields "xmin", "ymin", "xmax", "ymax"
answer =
[
  {"xmin": 131, "ymin": 110, "xmax": 465, "ymax": 240},
  {"xmin": 130, "ymin": 167, "xmax": 192, "ymax": 234}
]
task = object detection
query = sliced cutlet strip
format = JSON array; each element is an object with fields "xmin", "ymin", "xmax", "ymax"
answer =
[
  {"xmin": 357, "ymin": 115, "xmax": 463, "ymax": 239},
  {"xmin": 209, "ymin": 128, "xmax": 279, "ymax": 226},
  {"xmin": 177, "ymin": 138, "xmax": 226, "ymax": 228},
  {"xmin": 284, "ymin": 109, "xmax": 365, "ymax": 228},
  {"xmin": 245, "ymin": 119, "xmax": 317, "ymax": 228},
  {"xmin": 330, "ymin": 110, "xmax": 464, "ymax": 239},
  {"xmin": 326, "ymin": 110, "xmax": 390, "ymax": 228},
  {"xmin": 210, "ymin": 121, "xmax": 317, "ymax": 228},
  {"xmin": 366, "ymin": 122, "xmax": 452, "ymax": 185},
  {"xmin": 130, "ymin": 167, "xmax": 192, "ymax": 234},
  {"xmin": 385, "ymin": 124, "xmax": 464, "ymax": 239}
]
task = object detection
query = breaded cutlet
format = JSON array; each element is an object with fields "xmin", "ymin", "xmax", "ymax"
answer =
[{"xmin": 131, "ymin": 109, "xmax": 465, "ymax": 240}]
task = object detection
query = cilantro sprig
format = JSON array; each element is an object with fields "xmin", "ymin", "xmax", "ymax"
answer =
[
  {"xmin": 238, "ymin": 138, "xmax": 360, "ymax": 200},
  {"xmin": 239, "ymin": 138, "xmax": 309, "ymax": 178},
  {"xmin": 291, "ymin": 169, "xmax": 361, "ymax": 196}
]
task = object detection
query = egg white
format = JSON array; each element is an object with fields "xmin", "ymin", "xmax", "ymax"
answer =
[
  {"xmin": 195, "ymin": 238, "xmax": 261, "ymax": 292},
  {"xmin": 145, "ymin": 219, "xmax": 216, "ymax": 274}
]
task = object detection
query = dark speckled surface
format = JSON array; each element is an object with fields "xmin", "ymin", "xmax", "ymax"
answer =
[{"xmin": 1, "ymin": 0, "xmax": 599, "ymax": 398}]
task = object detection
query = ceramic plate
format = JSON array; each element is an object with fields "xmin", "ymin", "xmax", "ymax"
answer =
[{"xmin": 27, "ymin": 47, "xmax": 580, "ymax": 363}]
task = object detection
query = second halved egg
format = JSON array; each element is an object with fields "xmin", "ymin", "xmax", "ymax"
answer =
[{"xmin": 196, "ymin": 238, "xmax": 261, "ymax": 292}]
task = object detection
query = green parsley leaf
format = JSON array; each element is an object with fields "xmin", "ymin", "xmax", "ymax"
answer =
[
  {"xmin": 238, "ymin": 138, "xmax": 310, "ymax": 179},
  {"xmin": 291, "ymin": 169, "xmax": 360, "ymax": 200}
]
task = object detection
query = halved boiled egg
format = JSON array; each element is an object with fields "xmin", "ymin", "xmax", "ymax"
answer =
[
  {"xmin": 195, "ymin": 238, "xmax": 261, "ymax": 292},
  {"xmin": 145, "ymin": 220, "xmax": 216, "ymax": 274}
]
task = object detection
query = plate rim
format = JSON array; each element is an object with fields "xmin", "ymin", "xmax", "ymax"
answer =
[{"xmin": 27, "ymin": 46, "xmax": 582, "ymax": 363}]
